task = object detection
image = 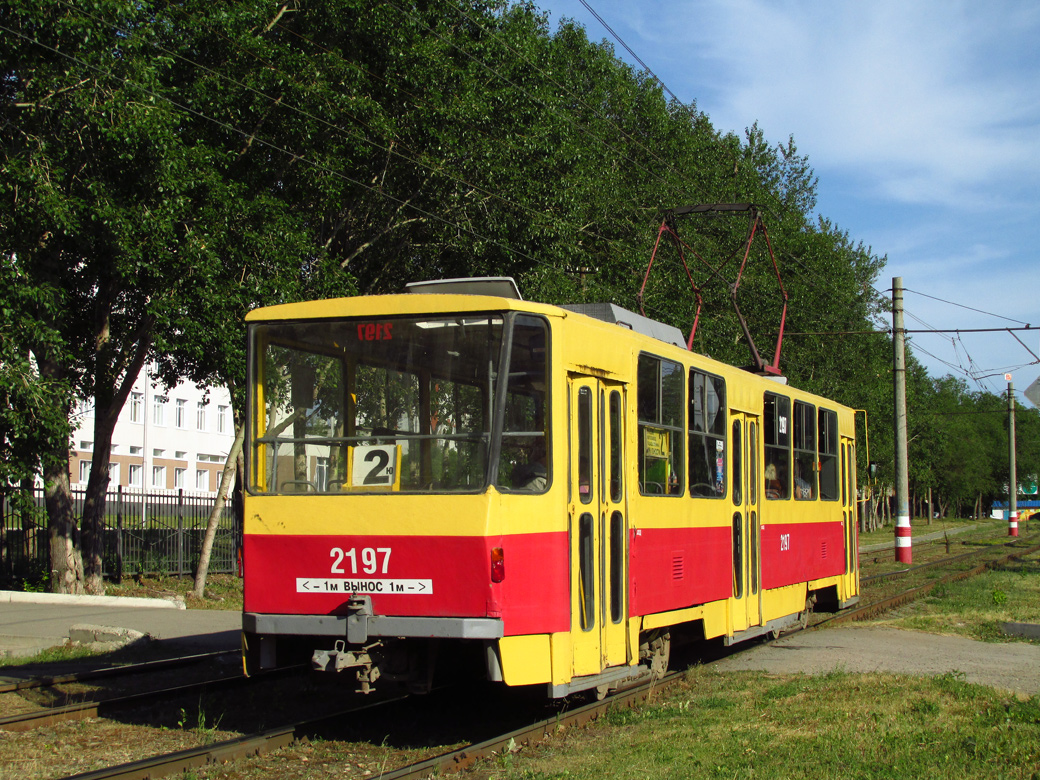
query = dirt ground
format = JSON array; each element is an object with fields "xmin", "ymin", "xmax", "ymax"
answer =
[{"xmin": 714, "ymin": 625, "xmax": 1040, "ymax": 696}]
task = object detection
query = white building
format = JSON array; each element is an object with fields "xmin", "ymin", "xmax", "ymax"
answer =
[{"xmin": 71, "ymin": 367, "xmax": 235, "ymax": 495}]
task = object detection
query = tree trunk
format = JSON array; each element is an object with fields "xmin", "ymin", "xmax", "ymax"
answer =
[
  {"xmin": 194, "ymin": 420, "xmax": 245, "ymax": 599},
  {"xmin": 45, "ymin": 456, "xmax": 84, "ymax": 594},
  {"xmin": 79, "ymin": 325, "xmax": 151, "ymax": 595},
  {"xmin": 80, "ymin": 415, "xmax": 119, "ymax": 595},
  {"xmin": 35, "ymin": 343, "xmax": 84, "ymax": 595}
]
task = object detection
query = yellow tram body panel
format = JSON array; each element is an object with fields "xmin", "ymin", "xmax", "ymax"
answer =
[{"xmin": 242, "ymin": 288, "xmax": 860, "ymax": 696}]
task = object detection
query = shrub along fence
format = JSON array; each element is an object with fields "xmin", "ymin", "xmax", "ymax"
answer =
[{"xmin": 0, "ymin": 484, "xmax": 241, "ymax": 588}]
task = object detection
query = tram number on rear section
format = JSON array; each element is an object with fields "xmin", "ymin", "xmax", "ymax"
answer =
[
  {"xmin": 779, "ymin": 533, "xmax": 791, "ymax": 552},
  {"xmin": 331, "ymin": 546, "xmax": 391, "ymax": 575}
]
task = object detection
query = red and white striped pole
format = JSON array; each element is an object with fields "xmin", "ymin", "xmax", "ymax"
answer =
[
  {"xmin": 896, "ymin": 514, "xmax": 913, "ymax": 561},
  {"xmin": 1008, "ymin": 376, "xmax": 1018, "ymax": 537}
]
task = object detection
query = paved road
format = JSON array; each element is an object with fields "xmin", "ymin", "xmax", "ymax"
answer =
[{"xmin": 0, "ymin": 592, "xmax": 239, "ymax": 660}]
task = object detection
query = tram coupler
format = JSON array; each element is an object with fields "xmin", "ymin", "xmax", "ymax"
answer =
[{"xmin": 311, "ymin": 638, "xmax": 383, "ymax": 689}]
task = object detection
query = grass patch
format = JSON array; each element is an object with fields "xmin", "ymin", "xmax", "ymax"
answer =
[
  {"xmin": 105, "ymin": 573, "xmax": 242, "ymax": 611},
  {"xmin": 486, "ymin": 668, "xmax": 1040, "ymax": 779},
  {"xmin": 872, "ymin": 554, "xmax": 1040, "ymax": 642},
  {"xmin": 857, "ymin": 517, "xmax": 996, "ymax": 548},
  {"xmin": 0, "ymin": 642, "xmax": 99, "ymax": 668}
]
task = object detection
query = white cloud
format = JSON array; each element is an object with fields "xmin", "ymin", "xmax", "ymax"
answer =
[
  {"xmin": 626, "ymin": 0, "xmax": 1040, "ymax": 209},
  {"xmin": 542, "ymin": 0, "xmax": 1040, "ymax": 382}
]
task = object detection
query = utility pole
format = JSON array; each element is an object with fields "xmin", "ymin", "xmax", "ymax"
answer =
[
  {"xmin": 892, "ymin": 277, "xmax": 912, "ymax": 563},
  {"xmin": 1008, "ymin": 376, "xmax": 1018, "ymax": 537}
]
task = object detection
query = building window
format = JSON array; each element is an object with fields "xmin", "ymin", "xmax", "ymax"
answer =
[
  {"xmin": 153, "ymin": 396, "xmax": 166, "ymax": 426},
  {"xmin": 196, "ymin": 469, "xmax": 209, "ymax": 490},
  {"xmin": 80, "ymin": 440, "xmax": 93, "ymax": 452},
  {"xmin": 130, "ymin": 392, "xmax": 143, "ymax": 423},
  {"xmin": 153, "ymin": 448, "xmax": 165, "ymax": 458},
  {"xmin": 79, "ymin": 460, "xmax": 91, "ymax": 483},
  {"xmin": 217, "ymin": 405, "xmax": 229, "ymax": 434},
  {"xmin": 174, "ymin": 467, "xmax": 186, "ymax": 489},
  {"xmin": 109, "ymin": 462, "xmax": 120, "ymax": 485},
  {"xmin": 129, "ymin": 445, "xmax": 143, "ymax": 456},
  {"xmin": 197, "ymin": 401, "xmax": 207, "ymax": 430},
  {"xmin": 175, "ymin": 398, "xmax": 187, "ymax": 428},
  {"xmin": 129, "ymin": 464, "xmax": 142, "ymax": 487},
  {"xmin": 175, "ymin": 451, "xmax": 187, "ymax": 460},
  {"xmin": 152, "ymin": 465, "xmax": 166, "ymax": 488}
]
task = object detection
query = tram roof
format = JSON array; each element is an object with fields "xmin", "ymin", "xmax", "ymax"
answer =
[{"xmin": 246, "ymin": 292, "xmax": 855, "ymax": 420}]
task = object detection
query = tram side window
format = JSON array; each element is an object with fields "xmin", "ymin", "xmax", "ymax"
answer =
[
  {"xmin": 818, "ymin": 408, "xmax": 840, "ymax": 500},
  {"xmin": 637, "ymin": 354, "xmax": 684, "ymax": 496},
  {"xmin": 793, "ymin": 401, "xmax": 817, "ymax": 500},
  {"xmin": 496, "ymin": 316, "xmax": 551, "ymax": 493},
  {"xmin": 763, "ymin": 392, "xmax": 790, "ymax": 500},
  {"xmin": 688, "ymin": 369, "xmax": 726, "ymax": 497}
]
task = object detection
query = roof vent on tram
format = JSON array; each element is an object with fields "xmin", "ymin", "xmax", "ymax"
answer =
[
  {"xmin": 405, "ymin": 277, "xmax": 522, "ymax": 300},
  {"xmin": 560, "ymin": 303, "xmax": 686, "ymax": 349}
]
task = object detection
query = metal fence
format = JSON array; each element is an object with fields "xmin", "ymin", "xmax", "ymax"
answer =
[{"xmin": 0, "ymin": 485, "xmax": 241, "ymax": 587}]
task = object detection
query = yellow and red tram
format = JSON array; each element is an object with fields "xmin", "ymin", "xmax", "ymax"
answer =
[{"xmin": 241, "ymin": 279, "xmax": 859, "ymax": 696}]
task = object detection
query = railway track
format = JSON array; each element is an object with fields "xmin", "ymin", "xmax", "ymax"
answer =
[
  {"xmin": 0, "ymin": 671, "xmax": 250, "ymax": 732},
  {"xmin": 33, "ymin": 533, "xmax": 1040, "ymax": 780},
  {"xmin": 0, "ymin": 650, "xmax": 235, "ymax": 696},
  {"xmin": 827, "ymin": 538, "xmax": 1040, "ymax": 626}
]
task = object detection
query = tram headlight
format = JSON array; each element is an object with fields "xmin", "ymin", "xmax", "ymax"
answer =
[{"xmin": 491, "ymin": 547, "xmax": 505, "ymax": 583}]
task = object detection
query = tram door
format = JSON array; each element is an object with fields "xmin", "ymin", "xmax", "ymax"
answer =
[
  {"xmin": 729, "ymin": 412, "xmax": 762, "ymax": 634},
  {"xmin": 569, "ymin": 375, "xmax": 630, "ymax": 678}
]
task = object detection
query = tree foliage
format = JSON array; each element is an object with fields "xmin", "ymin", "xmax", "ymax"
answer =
[{"xmin": 2, "ymin": 0, "xmax": 1023, "ymax": 591}]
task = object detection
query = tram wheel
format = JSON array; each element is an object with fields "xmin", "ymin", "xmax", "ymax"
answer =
[{"xmin": 641, "ymin": 631, "xmax": 671, "ymax": 679}]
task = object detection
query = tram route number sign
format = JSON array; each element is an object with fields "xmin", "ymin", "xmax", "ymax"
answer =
[
  {"xmin": 351, "ymin": 444, "xmax": 398, "ymax": 487},
  {"xmin": 296, "ymin": 578, "xmax": 433, "ymax": 595}
]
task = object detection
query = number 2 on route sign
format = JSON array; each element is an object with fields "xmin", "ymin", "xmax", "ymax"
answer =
[{"xmin": 352, "ymin": 444, "xmax": 399, "ymax": 488}]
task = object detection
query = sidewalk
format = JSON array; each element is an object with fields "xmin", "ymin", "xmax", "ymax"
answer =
[{"xmin": 0, "ymin": 590, "xmax": 240, "ymax": 662}]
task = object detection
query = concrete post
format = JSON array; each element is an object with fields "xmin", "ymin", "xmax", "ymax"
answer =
[{"xmin": 892, "ymin": 278, "xmax": 912, "ymax": 563}]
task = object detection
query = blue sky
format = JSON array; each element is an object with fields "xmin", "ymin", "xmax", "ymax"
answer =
[{"xmin": 536, "ymin": 0, "xmax": 1040, "ymax": 403}]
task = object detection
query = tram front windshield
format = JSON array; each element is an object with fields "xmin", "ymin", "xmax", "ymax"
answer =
[{"xmin": 248, "ymin": 313, "xmax": 548, "ymax": 494}]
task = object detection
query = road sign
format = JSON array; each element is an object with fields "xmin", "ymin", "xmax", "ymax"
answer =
[{"xmin": 1025, "ymin": 376, "xmax": 1040, "ymax": 408}]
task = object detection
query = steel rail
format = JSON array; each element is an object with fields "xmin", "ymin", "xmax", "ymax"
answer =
[
  {"xmin": 821, "ymin": 542, "xmax": 1040, "ymax": 626},
  {"xmin": 0, "ymin": 673, "xmax": 251, "ymax": 732},
  {"xmin": 861, "ymin": 537, "xmax": 1037, "ymax": 584},
  {"xmin": 60, "ymin": 694, "xmax": 411, "ymax": 780},
  {"xmin": 1, "ymin": 664, "xmax": 304, "ymax": 732},
  {"xmin": 0, "ymin": 650, "xmax": 235, "ymax": 695},
  {"xmin": 369, "ymin": 674, "xmax": 682, "ymax": 780}
]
